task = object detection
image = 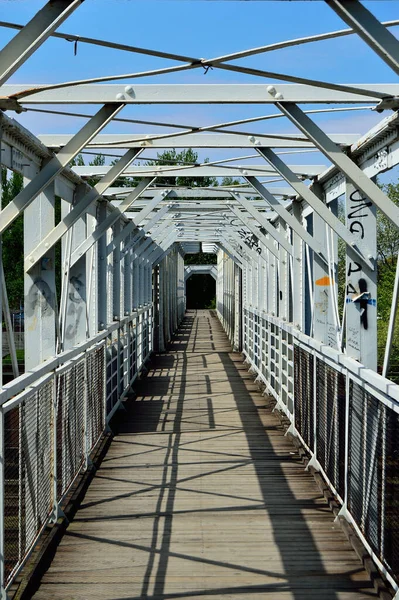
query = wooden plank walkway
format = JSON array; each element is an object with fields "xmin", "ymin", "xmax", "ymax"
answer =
[{"xmin": 32, "ymin": 310, "xmax": 380, "ymax": 600}]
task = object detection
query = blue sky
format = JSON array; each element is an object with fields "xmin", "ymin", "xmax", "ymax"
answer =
[{"xmin": 1, "ymin": 1, "xmax": 399, "ymax": 180}]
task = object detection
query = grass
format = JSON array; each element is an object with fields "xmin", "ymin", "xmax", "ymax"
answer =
[{"xmin": 3, "ymin": 349, "xmax": 24, "ymax": 366}]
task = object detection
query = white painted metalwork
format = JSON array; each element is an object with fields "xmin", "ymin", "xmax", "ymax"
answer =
[{"xmin": 1, "ymin": 1, "xmax": 399, "ymax": 597}]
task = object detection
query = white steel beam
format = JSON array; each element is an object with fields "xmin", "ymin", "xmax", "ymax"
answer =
[
  {"xmin": 106, "ymin": 204, "xmax": 172, "ymax": 256},
  {"xmin": 2, "ymin": 84, "xmax": 398, "ymax": 104},
  {"xmin": 0, "ymin": 103, "xmax": 123, "ymax": 234},
  {"xmin": 24, "ymin": 147, "xmax": 143, "ymax": 271},
  {"xmin": 219, "ymin": 240, "xmax": 244, "ymax": 267},
  {"xmin": 245, "ymin": 176, "xmax": 328, "ymax": 262},
  {"xmin": 227, "ymin": 205, "xmax": 280, "ymax": 259},
  {"xmin": 326, "ymin": 0, "xmax": 399, "ymax": 77},
  {"xmin": 130, "ymin": 190, "xmax": 171, "ymax": 225},
  {"xmin": 69, "ymin": 177, "xmax": 155, "ymax": 267},
  {"xmin": 72, "ymin": 164, "xmax": 325, "ymax": 179},
  {"xmin": 39, "ymin": 132, "xmax": 360, "ymax": 149},
  {"xmin": 0, "ymin": 0, "xmax": 83, "ymax": 86},
  {"xmin": 104, "ymin": 187, "xmax": 293, "ymax": 199},
  {"xmin": 257, "ymin": 146, "xmax": 374, "ymax": 270},
  {"xmin": 276, "ymin": 103, "xmax": 399, "ymax": 231},
  {"xmin": 232, "ymin": 193, "xmax": 293, "ymax": 255},
  {"xmin": 226, "ymin": 221, "xmax": 271, "ymax": 265},
  {"xmin": 345, "ymin": 180, "xmax": 377, "ymax": 370}
]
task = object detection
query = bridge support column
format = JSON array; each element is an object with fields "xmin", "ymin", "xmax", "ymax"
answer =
[
  {"xmin": 23, "ymin": 166, "xmax": 59, "ymax": 538},
  {"xmin": 24, "ymin": 169, "xmax": 57, "ymax": 369},
  {"xmin": 62, "ymin": 186, "xmax": 87, "ymax": 351},
  {"xmin": 345, "ymin": 180, "xmax": 377, "ymax": 370},
  {"xmin": 311, "ymin": 184, "xmax": 339, "ymax": 348},
  {"xmin": 292, "ymin": 201, "xmax": 305, "ymax": 332}
]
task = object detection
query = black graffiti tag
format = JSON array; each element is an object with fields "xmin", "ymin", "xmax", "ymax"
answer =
[{"xmin": 347, "ymin": 189, "xmax": 371, "ymax": 330}]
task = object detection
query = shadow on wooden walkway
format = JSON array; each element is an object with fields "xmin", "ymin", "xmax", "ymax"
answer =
[{"xmin": 32, "ymin": 310, "xmax": 379, "ymax": 599}]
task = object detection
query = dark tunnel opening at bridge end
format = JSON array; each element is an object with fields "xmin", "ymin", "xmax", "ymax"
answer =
[{"xmin": 185, "ymin": 274, "xmax": 216, "ymax": 309}]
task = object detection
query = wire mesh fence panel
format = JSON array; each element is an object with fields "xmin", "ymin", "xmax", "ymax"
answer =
[
  {"xmin": 269, "ymin": 323, "xmax": 280, "ymax": 396},
  {"xmin": 254, "ymin": 314, "xmax": 260, "ymax": 369},
  {"xmin": 294, "ymin": 345, "xmax": 314, "ymax": 450},
  {"xmin": 142, "ymin": 317, "xmax": 149, "ymax": 359},
  {"xmin": 119, "ymin": 328, "xmax": 128, "ymax": 395},
  {"xmin": 281, "ymin": 331, "xmax": 294, "ymax": 415},
  {"xmin": 86, "ymin": 345, "xmax": 105, "ymax": 450},
  {"xmin": 348, "ymin": 380, "xmax": 399, "ymax": 581},
  {"xmin": 106, "ymin": 341, "xmax": 118, "ymax": 415},
  {"xmin": 3, "ymin": 405, "xmax": 21, "ymax": 585},
  {"xmin": 3, "ymin": 378, "xmax": 54, "ymax": 586},
  {"xmin": 56, "ymin": 360, "xmax": 85, "ymax": 499},
  {"xmin": 383, "ymin": 403, "xmax": 399, "ymax": 581},
  {"xmin": 129, "ymin": 323, "xmax": 137, "ymax": 381},
  {"xmin": 261, "ymin": 317, "xmax": 269, "ymax": 382},
  {"xmin": 316, "ymin": 359, "xmax": 346, "ymax": 499}
]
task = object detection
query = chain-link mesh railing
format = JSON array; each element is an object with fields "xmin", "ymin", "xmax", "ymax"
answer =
[
  {"xmin": 86, "ymin": 344, "xmax": 106, "ymax": 450},
  {"xmin": 129, "ymin": 323, "xmax": 137, "ymax": 381},
  {"xmin": 1, "ymin": 308, "xmax": 154, "ymax": 592},
  {"xmin": 3, "ymin": 377, "xmax": 53, "ymax": 585},
  {"xmin": 238, "ymin": 307, "xmax": 399, "ymax": 590},
  {"xmin": 294, "ymin": 345, "xmax": 314, "ymax": 450},
  {"xmin": 106, "ymin": 340, "xmax": 118, "ymax": 415},
  {"xmin": 348, "ymin": 381, "xmax": 399, "ymax": 582},
  {"xmin": 316, "ymin": 360, "xmax": 346, "ymax": 499},
  {"xmin": 56, "ymin": 359, "xmax": 85, "ymax": 498}
]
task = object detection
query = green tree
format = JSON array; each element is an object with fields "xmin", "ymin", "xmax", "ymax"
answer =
[
  {"xmin": 377, "ymin": 182, "xmax": 399, "ymax": 270},
  {"xmin": 1, "ymin": 168, "xmax": 24, "ymax": 309},
  {"xmin": 376, "ymin": 183, "xmax": 399, "ymax": 376},
  {"xmin": 71, "ymin": 153, "xmax": 105, "ymax": 187},
  {"xmin": 184, "ymin": 252, "xmax": 217, "ymax": 265},
  {"xmin": 220, "ymin": 176, "xmax": 240, "ymax": 187},
  {"xmin": 145, "ymin": 148, "xmax": 217, "ymax": 189}
]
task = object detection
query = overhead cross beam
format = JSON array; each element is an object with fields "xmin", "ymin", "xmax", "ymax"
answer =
[
  {"xmin": 23, "ymin": 146, "xmax": 143, "ymax": 271},
  {"xmin": 257, "ymin": 145, "xmax": 374, "ymax": 270},
  {"xmin": 71, "ymin": 164, "xmax": 325, "ymax": 179},
  {"xmin": 38, "ymin": 132, "xmax": 360, "ymax": 149},
  {"xmin": 69, "ymin": 177, "xmax": 156, "ymax": 267},
  {"xmin": 326, "ymin": 0, "xmax": 399, "ymax": 78},
  {"xmin": 0, "ymin": 0, "xmax": 84, "ymax": 87},
  {"xmin": 276, "ymin": 103, "xmax": 399, "ymax": 230},
  {"xmin": 2, "ymin": 84, "xmax": 399, "ymax": 104},
  {"xmin": 0, "ymin": 103, "xmax": 123, "ymax": 235}
]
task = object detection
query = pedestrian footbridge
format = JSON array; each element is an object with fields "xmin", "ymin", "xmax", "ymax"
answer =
[{"xmin": 1, "ymin": 2, "xmax": 399, "ymax": 599}]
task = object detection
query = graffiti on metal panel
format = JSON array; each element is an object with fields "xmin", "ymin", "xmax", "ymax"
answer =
[
  {"xmin": 238, "ymin": 229, "xmax": 262, "ymax": 254},
  {"xmin": 346, "ymin": 189, "xmax": 375, "ymax": 350},
  {"xmin": 65, "ymin": 275, "xmax": 85, "ymax": 340},
  {"xmin": 26, "ymin": 278, "xmax": 54, "ymax": 317}
]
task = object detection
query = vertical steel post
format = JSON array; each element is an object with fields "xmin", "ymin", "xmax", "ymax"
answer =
[
  {"xmin": 62, "ymin": 186, "xmax": 87, "ymax": 351},
  {"xmin": 24, "ymin": 172, "xmax": 57, "ymax": 369},
  {"xmin": 311, "ymin": 184, "xmax": 338, "ymax": 347},
  {"xmin": 345, "ymin": 180, "xmax": 377, "ymax": 370},
  {"xmin": 113, "ymin": 221, "xmax": 121, "ymax": 321},
  {"xmin": 97, "ymin": 203, "xmax": 108, "ymax": 331},
  {"xmin": 292, "ymin": 202, "xmax": 304, "ymax": 332}
]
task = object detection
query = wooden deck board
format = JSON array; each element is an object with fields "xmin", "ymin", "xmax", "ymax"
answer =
[{"xmin": 32, "ymin": 310, "xmax": 380, "ymax": 600}]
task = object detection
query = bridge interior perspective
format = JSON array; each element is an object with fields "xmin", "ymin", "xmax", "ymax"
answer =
[{"xmin": 2, "ymin": 0, "xmax": 399, "ymax": 598}]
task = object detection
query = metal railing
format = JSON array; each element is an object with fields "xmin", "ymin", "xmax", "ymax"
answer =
[
  {"xmin": 0, "ymin": 306, "xmax": 153, "ymax": 592},
  {"xmin": 242, "ymin": 305, "xmax": 399, "ymax": 593}
]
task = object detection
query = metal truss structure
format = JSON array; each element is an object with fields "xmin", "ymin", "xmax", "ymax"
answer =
[{"xmin": 1, "ymin": 1, "xmax": 399, "ymax": 597}]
